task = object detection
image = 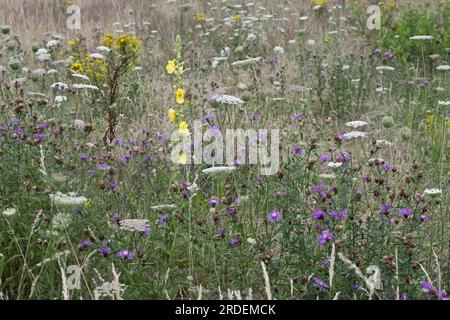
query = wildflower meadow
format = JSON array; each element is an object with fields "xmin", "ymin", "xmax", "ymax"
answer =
[{"xmin": 0, "ymin": 0, "xmax": 448, "ymax": 302}]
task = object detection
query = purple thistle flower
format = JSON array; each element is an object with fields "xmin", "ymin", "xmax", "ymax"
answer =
[
  {"xmin": 112, "ymin": 213, "xmax": 122, "ymax": 225},
  {"xmin": 317, "ymin": 229, "xmax": 333, "ymax": 246},
  {"xmin": 267, "ymin": 210, "xmax": 283, "ymax": 223},
  {"xmin": 202, "ymin": 114, "xmax": 214, "ymax": 124},
  {"xmin": 312, "ymin": 209, "xmax": 326, "ymax": 220},
  {"xmin": 313, "ymin": 277, "xmax": 329, "ymax": 291},
  {"xmin": 311, "ymin": 182, "xmax": 325, "ymax": 194},
  {"xmin": 116, "ymin": 250, "xmax": 134, "ymax": 260},
  {"xmin": 230, "ymin": 235, "xmax": 241, "ymax": 246},
  {"xmin": 78, "ymin": 240, "xmax": 94, "ymax": 249},
  {"xmin": 109, "ymin": 181, "xmax": 118, "ymax": 190},
  {"xmin": 379, "ymin": 203, "xmax": 392, "ymax": 215},
  {"xmin": 291, "ymin": 145, "xmax": 303, "ymax": 156},
  {"xmin": 112, "ymin": 137, "xmax": 125, "ymax": 144},
  {"xmin": 98, "ymin": 246, "xmax": 112, "ymax": 256},
  {"xmin": 331, "ymin": 209, "xmax": 347, "ymax": 221},
  {"xmin": 337, "ymin": 151, "xmax": 352, "ymax": 163},
  {"xmin": 34, "ymin": 133, "xmax": 46, "ymax": 141},
  {"xmin": 384, "ymin": 51, "xmax": 394, "ymax": 60},
  {"xmin": 80, "ymin": 154, "xmax": 89, "ymax": 161},
  {"xmin": 290, "ymin": 113, "xmax": 305, "ymax": 122},
  {"xmin": 157, "ymin": 213, "xmax": 170, "ymax": 225},
  {"xmin": 156, "ymin": 132, "xmax": 165, "ymax": 141},
  {"xmin": 139, "ymin": 225, "xmax": 151, "ymax": 235},
  {"xmin": 420, "ymin": 215, "xmax": 428, "ymax": 222},
  {"xmin": 97, "ymin": 163, "xmax": 110, "ymax": 170},
  {"xmin": 208, "ymin": 197, "xmax": 220, "ymax": 207},
  {"xmin": 216, "ymin": 227, "xmax": 226, "ymax": 236},
  {"xmin": 320, "ymin": 152, "xmax": 330, "ymax": 162},
  {"xmin": 398, "ymin": 207, "xmax": 413, "ymax": 218}
]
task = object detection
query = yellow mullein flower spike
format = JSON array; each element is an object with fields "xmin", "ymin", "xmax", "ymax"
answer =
[
  {"xmin": 179, "ymin": 121, "xmax": 189, "ymax": 136},
  {"xmin": 178, "ymin": 153, "xmax": 188, "ymax": 165},
  {"xmin": 166, "ymin": 60, "xmax": 176, "ymax": 74},
  {"xmin": 168, "ymin": 108, "xmax": 177, "ymax": 122},
  {"xmin": 176, "ymin": 88, "xmax": 185, "ymax": 104}
]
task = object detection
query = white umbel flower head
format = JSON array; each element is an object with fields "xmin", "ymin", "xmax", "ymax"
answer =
[
  {"xmin": 71, "ymin": 73, "xmax": 90, "ymax": 81},
  {"xmin": 423, "ymin": 188, "xmax": 442, "ymax": 196},
  {"xmin": 436, "ymin": 65, "xmax": 450, "ymax": 71},
  {"xmin": 96, "ymin": 46, "xmax": 111, "ymax": 52},
  {"xmin": 343, "ymin": 131, "xmax": 367, "ymax": 139},
  {"xmin": 409, "ymin": 35, "xmax": 433, "ymax": 40},
  {"xmin": 74, "ymin": 119, "xmax": 86, "ymax": 129},
  {"xmin": 273, "ymin": 46, "xmax": 285, "ymax": 54},
  {"xmin": 376, "ymin": 66, "xmax": 395, "ymax": 72},
  {"xmin": 318, "ymin": 173, "xmax": 337, "ymax": 179},
  {"xmin": 50, "ymin": 192, "xmax": 87, "ymax": 207},
  {"xmin": 231, "ymin": 57, "xmax": 261, "ymax": 67},
  {"xmin": 46, "ymin": 40, "xmax": 60, "ymax": 48},
  {"xmin": 119, "ymin": 219, "xmax": 150, "ymax": 232},
  {"xmin": 72, "ymin": 84, "xmax": 99, "ymax": 90},
  {"xmin": 202, "ymin": 166, "xmax": 237, "ymax": 175},
  {"xmin": 150, "ymin": 204, "xmax": 178, "ymax": 210},
  {"xmin": 36, "ymin": 48, "xmax": 51, "ymax": 62},
  {"xmin": 90, "ymin": 53, "xmax": 105, "ymax": 59},
  {"xmin": 55, "ymin": 95, "xmax": 67, "ymax": 103},
  {"xmin": 345, "ymin": 120, "xmax": 368, "ymax": 128},
  {"xmin": 327, "ymin": 162, "xmax": 343, "ymax": 168},
  {"xmin": 376, "ymin": 139, "xmax": 393, "ymax": 147},
  {"xmin": 438, "ymin": 100, "xmax": 450, "ymax": 106},
  {"xmin": 51, "ymin": 82, "xmax": 68, "ymax": 90},
  {"xmin": 210, "ymin": 94, "xmax": 244, "ymax": 105},
  {"xmin": 2, "ymin": 208, "xmax": 17, "ymax": 216}
]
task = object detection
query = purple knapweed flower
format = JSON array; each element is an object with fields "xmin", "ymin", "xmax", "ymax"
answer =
[
  {"xmin": 379, "ymin": 203, "xmax": 392, "ymax": 215},
  {"xmin": 267, "ymin": 210, "xmax": 283, "ymax": 223},
  {"xmin": 157, "ymin": 213, "xmax": 170, "ymax": 225},
  {"xmin": 139, "ymin": 226, "xmax": 152, "ymax": 235},
  {"xmin": 384, "ymin": 51, "xmax": 394, "ymax": 60},
  {"xmin": 320, "ymin": 152, "xmax": 330, "ymax": 162},
  {"xmin": 98, "ymin": 246, "xmax": 112, "ymax": 256},
  {"xmin": 78, "ymin": 240, "xmax": 94, "ymax": 249},
  {"xmin": 331, "ymin": 209, "xmax": 347, "ymax": 221},
  {"xmin": 313, "ymin": 277, "xmax": 329, "ymax": 291},
  {"xmin": 208, "ymin": 197, "xmax": 220, "ymax": 207},
  {"xmin": 312, "ymin": 209, "xmax": 326, "ymax": 220},
  {"xmin": 216, "ymin": 227, "xmax": 226, "ymax": 236},
  {"xmin": 292, "ymin": 145, "xmax": 303, "ymax": 156},
  {"xmin": 116, "ymin": 250, "xmax": 134, "ymax": 260},
  {"xmin": 230, "ymin": 235, "xmax": 241, "ymax": 246},
  {"xmin": 398, "ymin": 207, "xmax": 413, "ymax": 218},
  {"xmin": 317, "ymin": 229, "xmax": 333, "ymax": 246}
]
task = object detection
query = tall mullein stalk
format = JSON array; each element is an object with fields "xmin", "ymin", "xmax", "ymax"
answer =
[
  {"xmin": 166, "ymin": 35, "xmax": 189, "ymax": 164},
  {"xmin": 103, "ymin": 57, "xmax": 131, "ymax": 144}
]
